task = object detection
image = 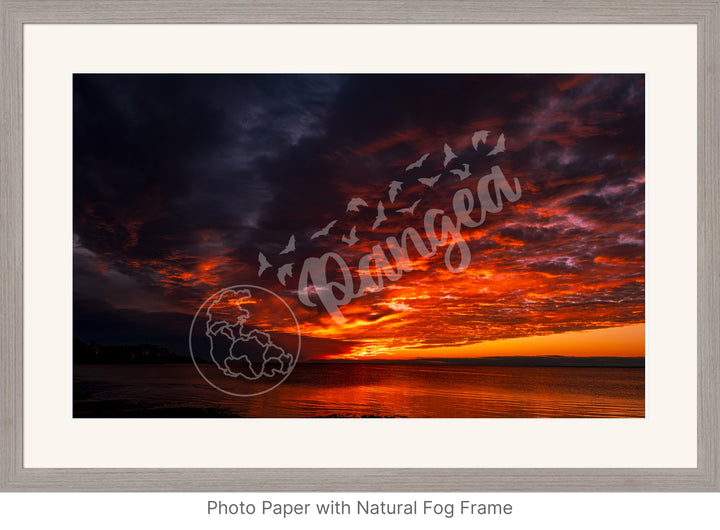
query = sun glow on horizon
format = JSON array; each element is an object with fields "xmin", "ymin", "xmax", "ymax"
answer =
[{"xmin": 319, "ymin": 323, "xmax": 645, "ymax": 361}]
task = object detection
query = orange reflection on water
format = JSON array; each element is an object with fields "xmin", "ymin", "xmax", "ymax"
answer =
[
  {"xmin": 250, "ymin": 364, "xmax": 645, "ymax": 418},
  {"xmin": 74, "ymin": 363, "xmax": 644, "ymax": 418}
]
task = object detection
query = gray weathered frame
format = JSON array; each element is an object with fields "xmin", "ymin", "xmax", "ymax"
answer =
[{"xmin": 1, "ymin": 0, "xmax": 718, "ymax": 491}]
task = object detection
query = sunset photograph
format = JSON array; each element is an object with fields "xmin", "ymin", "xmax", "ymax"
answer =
[{"xmin": 73, "ymin": 73, "xmax": 645, "ymax": 418}]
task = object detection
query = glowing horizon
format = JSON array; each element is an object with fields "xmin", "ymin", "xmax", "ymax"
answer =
[{"xmin": 311, "ymin": 323, "xmax": 645, "ymax": 361}]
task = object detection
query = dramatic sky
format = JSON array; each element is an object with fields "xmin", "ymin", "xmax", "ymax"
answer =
[{"xmin": 73, "ymin": 74, "xmax": 645, "ymax": 361}]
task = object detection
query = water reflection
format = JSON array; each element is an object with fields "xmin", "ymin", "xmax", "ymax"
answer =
[{"xmin": 74, "ymin": 363, "xmax": 644, "ymax": 418}]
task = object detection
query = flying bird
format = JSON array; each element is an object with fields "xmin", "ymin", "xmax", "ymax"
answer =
[
  {"xmin": 279, "ymin": 234, "xmax": 295, "ymax": 254},
  {"xmin": 443, "ymin": 143, "xmax": 457, "ymax": 167},
  {"xmin": 277, "ymin": 263, "xmax": 294, "ymax": 286},
  {"xmin": 405, "ymin": 153, "xmax": 430, "ymax": 171},
  {"xmin": 258, "ymin": 252, "xmax": 272, "ymax": 277},
  {"xmin": 418, "ymin": 173, "xmax": 441, "ymax": 188},
  {"xmin": 487, "ymin": 133, "xmax": 506, "ymax": 156},
  {"xmin": 341, "ymin": 226, "xmax": 359, "ymax": 246},
  {"xmin": 310, "ymin": 220, "xmax": 337, "ymax": 240},
  {"xmin": 450, "ymin": 163, "xmax": 472, "ymax": 181},
  {"xmin": 396, "ymin": 199, "xmax": 421, "ymax": 216},
  {"xmin": 472, "ymin": 130, "xmax": 490, "ymax": 150},
  {"xmin": 346, "ymin": 197, "xmax": 369, "ymax": 212},
  {"xmin": 372, "ymin": 201, "xmax": 387, "ymax": 230},
  {"xmin": 388, "ymin": 180, "xmax": 403, "ymax": 203}
]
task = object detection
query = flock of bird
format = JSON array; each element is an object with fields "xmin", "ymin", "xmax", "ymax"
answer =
[{"xmin": 257, "ymin": 130, "xmax": 506, "ymax": 286}]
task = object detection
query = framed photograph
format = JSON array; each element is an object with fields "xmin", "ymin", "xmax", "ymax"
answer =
[{"xmin": 1, "ymin": 0, "xmax": 718, "ymax": 491}]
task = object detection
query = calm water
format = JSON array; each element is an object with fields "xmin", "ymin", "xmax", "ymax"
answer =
[{"xmin": 74, "ymin": 363, "xmax": 644, "ymax": 418}]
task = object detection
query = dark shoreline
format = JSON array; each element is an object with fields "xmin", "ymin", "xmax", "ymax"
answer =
[
  {"xmin": 74, "ymin": 356, "xmax": 645, "ymax": 368},
  {"xmin": 307, "ymin": 356, "xmax": 645, "ymax": 368}
]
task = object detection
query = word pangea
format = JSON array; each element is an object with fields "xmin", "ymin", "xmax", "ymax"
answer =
[{"xmin": 297, "ymin": 165, "xmax": 522, "ymax": 324}]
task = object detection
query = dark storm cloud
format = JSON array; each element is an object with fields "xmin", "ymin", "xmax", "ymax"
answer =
[
  {"xmin": 74, "ymin": 74, "xmax": 342, "ymax": 258},
  {"xmin": 495, "ymin": 226, "xmax": 561, "ymax": 243}
]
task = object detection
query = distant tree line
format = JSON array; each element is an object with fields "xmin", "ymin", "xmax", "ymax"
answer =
[{"xmin": 73, "ymin": 337, "xmax": 193, "ymax": 364}]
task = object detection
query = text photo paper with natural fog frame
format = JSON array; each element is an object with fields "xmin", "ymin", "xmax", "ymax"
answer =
[{"xmin": 73, "ymin": 74, "xmax": 645, "ymax": 419}]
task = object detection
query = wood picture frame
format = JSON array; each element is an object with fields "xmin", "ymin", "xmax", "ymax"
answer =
[{"xmin": 1, "ymin": 0, "xmax": 718, "ymax": 491}]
